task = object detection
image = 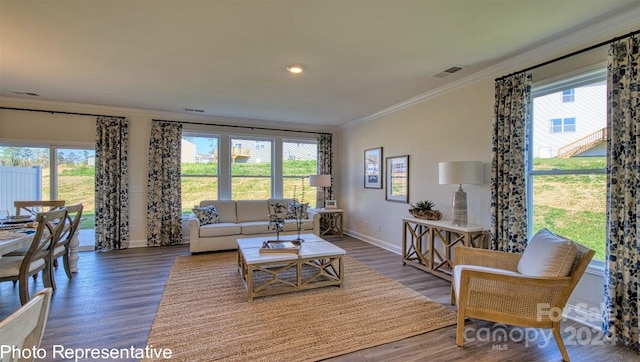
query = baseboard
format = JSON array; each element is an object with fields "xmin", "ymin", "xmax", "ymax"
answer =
[
  {"xmin": 563, "ymin": 302, "xmax": 602, "ymax": 329},
  {"xmin": 344, "ymin": 229, "xmax": 401, "ymax": 255}
]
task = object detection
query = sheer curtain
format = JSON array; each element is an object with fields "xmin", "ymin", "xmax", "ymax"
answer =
[
  {"xmin": 490, "ymin": 73, "xmax": 532, "ymax": 253},
  {"xmin": 147, "ymin": 120, "xmax": 183, "ymax": 246},
  {"xmin": 95, "ymin": 116, "xmax": 129, "ymax": 250},
  {"xmin": 603, "ymin": 34, "xmax": 640, "ymax": 351}
]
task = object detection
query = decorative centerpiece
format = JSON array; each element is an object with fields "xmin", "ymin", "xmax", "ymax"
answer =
[
  {"xmin": 268, "ymin": 202, "xmax": 286, "ymax": 240},
  {"xmin": 408, "ymin": 200, "xmax": 442, "ymax": 220},
  {"xmin": 289, "ymin": 178, "xmax": 308, "ymax": 241}
]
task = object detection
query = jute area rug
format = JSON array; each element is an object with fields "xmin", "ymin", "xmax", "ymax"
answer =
[{"xmin": 145, "ymin": 252, "xmax": 456, "ymax": 361}]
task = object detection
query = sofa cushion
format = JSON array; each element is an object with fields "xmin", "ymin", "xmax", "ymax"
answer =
[
  {"xmin": 240, "ymin": 221, "xmax": 272, "ymax": 235},
  {"xmin": 286, "ymin": 202, "xmax": 309, "ymax": 219},
  {"xmin": 518, "ymin": 229, "xmax": 578, "ymax": 277},
  {"xmin": 269, "ymin": 199, "xmax": 293, "ymax": 219},
  {"xmin": 200, "ymin": 200, "xmax": 237, "ymax": 223},
  {"xmin": 199, "ymin": 223, "xmax": 242, "ymax": 237},
  {"xmin": 192, "ymin": 205, "xmax": 220, "ymax": 225},
  {"xmin": 237, "ymin": 200, "xmax": 270, "ymax": 223}
]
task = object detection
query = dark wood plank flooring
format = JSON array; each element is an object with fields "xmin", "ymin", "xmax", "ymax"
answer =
[{"xmin": 1, "ymin": 236, "xmax": 637, "ymax": 361}]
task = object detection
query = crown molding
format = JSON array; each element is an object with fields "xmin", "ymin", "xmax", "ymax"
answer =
[{"xmin": 342, "ymin": 5, "xmax": 640, "ymax": 130}]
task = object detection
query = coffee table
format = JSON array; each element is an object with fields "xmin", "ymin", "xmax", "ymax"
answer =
[{"xmin": 237, "ymin": 234, "xmax": 345, "ymax": 301}]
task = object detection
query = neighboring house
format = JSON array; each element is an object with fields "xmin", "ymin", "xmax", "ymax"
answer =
[
  {"xmin": 532, "ymin": 81, "xmax": 606, "ymax": 158},
  {"xmin": 181, "ymin": 139, "xmax": 197, "ymax": 163}
]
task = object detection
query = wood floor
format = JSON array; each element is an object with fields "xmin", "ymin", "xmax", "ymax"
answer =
[{"xmin": 1, "ymin": 236, "xmax": 637, "ymax": 361}]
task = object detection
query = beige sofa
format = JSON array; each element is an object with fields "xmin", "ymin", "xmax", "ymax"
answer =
[{"xmin": 188, "ymin": 199, "xmax": 315, "ymax": 253}]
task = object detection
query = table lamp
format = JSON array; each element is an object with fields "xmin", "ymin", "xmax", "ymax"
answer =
[
  {"xmin": 438, "ymin": 161, "xmax": 483, "ymax": 227},
  {"xmin": 309, "ymin": 174, "xmax": 332, "ymax": 209}
]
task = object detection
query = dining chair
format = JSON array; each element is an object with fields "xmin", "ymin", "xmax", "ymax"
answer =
[
  {"xmin": 0, "ymin": 209, "xmax": 67, "ymax": 305},
  {"xmin": 47, "ymin": 204, "xmax": 83, "ymax": 290},
  {"xmin": 14, "ymin": 200, "xmax": 66, "ymax": 217},
  {"xmin": 0, "ymin": 288, "xmax": 52, "ymax": 362}
]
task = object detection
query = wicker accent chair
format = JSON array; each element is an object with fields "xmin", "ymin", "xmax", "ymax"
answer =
[{"xmin": 451, "ymin": 231, "xmax": 594, "ymax": 362}]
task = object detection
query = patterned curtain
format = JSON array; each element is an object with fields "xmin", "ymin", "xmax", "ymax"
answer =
[
  {"xmin": 147, "ymin": 120, "xmax": 183, "ymax": 246},
  {"xmin": 490, "ymin": 73, "xmax": 532, "ymax": 253},
  {"xmin": 603, "ymin": 35, "xmax": 640, "ymax": 351},
  {"xmin": 95, "ymin": 116, "xmax": 129, "ymax": 250},
  {"xmin": 317, "ymin": 133, "xmax": 334, "ymax": 201}
]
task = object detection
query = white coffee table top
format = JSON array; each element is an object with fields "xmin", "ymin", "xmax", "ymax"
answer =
[{"xmin": 237, "ymin": 234, "xmax": 345, "ymax": 264}]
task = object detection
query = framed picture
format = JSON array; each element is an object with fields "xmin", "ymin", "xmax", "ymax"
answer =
[
  {"xmin": 364, "ymin": 147, "xmax": 383, "ymax": 189},
  {"xmin": 325, "ymin": 200, "xmax": 337, "ymax": 209},
  {"xmin": 385, "ymin": 155, "xmax": 409, "ymax": 203}
]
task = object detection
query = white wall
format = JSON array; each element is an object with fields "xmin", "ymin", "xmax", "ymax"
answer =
[{"xmin": 338, "ymin": 80, "xmax": 494, "ymax": 253}]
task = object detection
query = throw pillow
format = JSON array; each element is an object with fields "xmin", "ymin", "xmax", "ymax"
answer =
[
  {"xmin": 286, "ymin": 201, "xmax": 309, "ymax": 219},
  {"xmin": 192, "ymin": 205, "xmax": 220, "ymax": 225},
  {"xmin": 518, "ymin": 228, "xmax": 578, "ymax": 277}
]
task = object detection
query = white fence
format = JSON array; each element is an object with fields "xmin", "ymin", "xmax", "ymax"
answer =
[{"xmin": 0, "ymin": 166, "xmax": 42, "ymax": 212}]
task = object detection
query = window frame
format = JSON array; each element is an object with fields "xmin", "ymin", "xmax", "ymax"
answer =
[{"xmin": 528, "ymin": 66, "xmax": 607, "ymax": 268}]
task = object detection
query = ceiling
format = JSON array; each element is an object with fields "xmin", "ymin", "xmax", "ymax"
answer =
[{"xmin": 1, "ymin": 0, "xmax": 639, "ymax": 129}]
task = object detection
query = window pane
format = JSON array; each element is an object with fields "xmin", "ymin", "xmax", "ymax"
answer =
[
  {"xmin": 231, "ymin": 138, "xmax": 272, "ymax": 199},
  {"xmin": 182, "ymin": 135, "xmax": 218, "ymax": 214},
  {"xmin": 532, "ymin": 173, "xmax": 606, "ymax": 260},
  {"xmin": 56, "ymin": 148, "xmax": 95, "ymax": 230},
  {"xmin": 283, "ymin": 140, "xmax": 317, "ymax": 200},
  {"xmin": 533, "ymin": 80, "xmax": 606, "ymax": 169},
  {"xmin": 0, "ymin": 146, "xmax": 48, "ymax": 211}
]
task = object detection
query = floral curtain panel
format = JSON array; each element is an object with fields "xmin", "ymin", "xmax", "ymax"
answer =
[
  {"xmin": 147, "ymin": 120, "xmax": 183, "ymax": 246},
  {"xmin": 317, "ymin": 133, "xmax": 333, "ymax": 202},
  {"xmin": 95, "ymin": 116, "xmax": 129, "ymax": 250},
  {"xmin": 490, "ymin": 73, "xmax": 532, "ymax": 253},
  {"xmin": 603, "ymin": 34, "xmax": 640, "ymax": 351}
]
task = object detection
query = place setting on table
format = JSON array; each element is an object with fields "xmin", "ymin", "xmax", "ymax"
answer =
[{"xmin": 0, "ymin": 210, "xmax": 38, "ymax": 254}]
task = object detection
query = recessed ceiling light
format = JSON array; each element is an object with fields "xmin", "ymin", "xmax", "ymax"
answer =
[{"xmin": 286, "ymin": 64, "xmax": 304, "ymax": 74}]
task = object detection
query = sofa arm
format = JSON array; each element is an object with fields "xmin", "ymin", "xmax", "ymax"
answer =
[
  {"xmin": 188, "ymin": 217, "xmax": 201, "ymax": 252},
  {"xmin": 307, "ymin": 209, "xmax": 321, "ymax": 236}
]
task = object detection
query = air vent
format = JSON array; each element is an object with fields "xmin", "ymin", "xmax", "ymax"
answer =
[
  {"xmin": 13, "ymin": 91, "xmax": 40, "ymax": 97},
  {"xmin": 184, "ymin": 108, "xmax": 205, "ymax": 113},
  {"xmin": 433, "ymin": 65, "xmax": 465, "ymax": 78}
]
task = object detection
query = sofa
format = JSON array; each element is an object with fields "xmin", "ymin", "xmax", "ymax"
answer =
[{"xmin": 188, "ymin": 199, "xmax": 317, "ymax": 253}]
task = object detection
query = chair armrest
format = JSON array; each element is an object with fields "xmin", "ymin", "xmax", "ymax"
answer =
[
  {"xmin": 458, "ymin": 269, "xmax": 572, "ymax": 320},
  {"xmin": 307, "ymin": 210, "xmax": 321, "ymax": 236},
  {"xmin": 454, "ymin": 247, "xmax": 521, "ymax": 272}
]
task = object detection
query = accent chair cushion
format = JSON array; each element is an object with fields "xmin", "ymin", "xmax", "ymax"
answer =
[
  {"xmin": 518, "ymin": 229, "xmax": 578, "ymax": 277},
  {"xmin": 192, "ymin": 205, "xmax": 220, "ymax": 225}
]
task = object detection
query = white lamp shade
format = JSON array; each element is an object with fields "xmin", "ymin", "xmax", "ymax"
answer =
[
  {"xmin": 438, "ymin": 161, "xmax": 483, "ymax": 185},
  {"xmin": 309, "ymin": 174, "xmax": 332, "ymax": 187}
]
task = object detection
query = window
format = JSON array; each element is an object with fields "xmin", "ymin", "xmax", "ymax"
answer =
[
  {"xmin": 562, "ymin": 88, "xmax": 575, "ymax": 102},
  {"xmin": 181, "ymin": 134, "xmax": 219, "ymax": 214},
  {"xmin": 529, "ymin": 69, "xmax": 606, "ymax": 261},
  {"xmin": 283, "ymin": 140, "xmax": 318, "ymax": 201},
  {"xmin": 549, "ymin": 117, "xmax": 576, "ymax": 133},
  {"xmin": 231, "ymin": 137, "xmax": 272, "ymax": 200}
]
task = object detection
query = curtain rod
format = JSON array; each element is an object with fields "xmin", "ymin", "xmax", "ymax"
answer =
[
  {"xmin": 0, "ymin": 106, "xmax": 125, "ymax": 119},
  {"xmin": 496, "ymin": 28, "xmax": 640, "ymax": 81},
  {"xmin": 153, "ymin": 118, "xmax": 332, "ymax": 136}
]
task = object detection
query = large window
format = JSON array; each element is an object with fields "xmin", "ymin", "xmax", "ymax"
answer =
[
  {"xmin": 529, "ymin": 69, "xmax": 606, "ymax": 261},
  {"xmin": 181, "ymin": 134, "xmax": 219, "ymax": 214}
]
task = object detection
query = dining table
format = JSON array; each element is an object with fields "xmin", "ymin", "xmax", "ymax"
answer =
[{"xmin": 0, "ymin": 216, "xmax": 37, "ymax": 259}]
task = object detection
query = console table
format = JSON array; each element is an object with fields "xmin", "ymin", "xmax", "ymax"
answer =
[{"xmin": 402, "ymin": 217, "xmax": 488, "ymax": 281}]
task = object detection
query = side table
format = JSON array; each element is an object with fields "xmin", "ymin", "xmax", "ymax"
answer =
[
  {"xmin": 402, "ymin": 217, "xmax": 488, "ymax": 281},
  {"xmin": 308, "ymin": 208, "xmax": 344, "ymax": 240}
]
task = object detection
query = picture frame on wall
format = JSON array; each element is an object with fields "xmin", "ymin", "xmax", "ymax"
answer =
[
  {"xmin": 385, "ymin": 155, "xmax": 409, "ymax": 203},
  {"xmin": 364, "ymin": 147, "xmax": 383, "ymax": 189}
]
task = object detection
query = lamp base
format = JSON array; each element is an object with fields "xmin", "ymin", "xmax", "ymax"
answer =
[{"xmin": 451, "ymin": 184, "xmax": 468, "ymax": 227}]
